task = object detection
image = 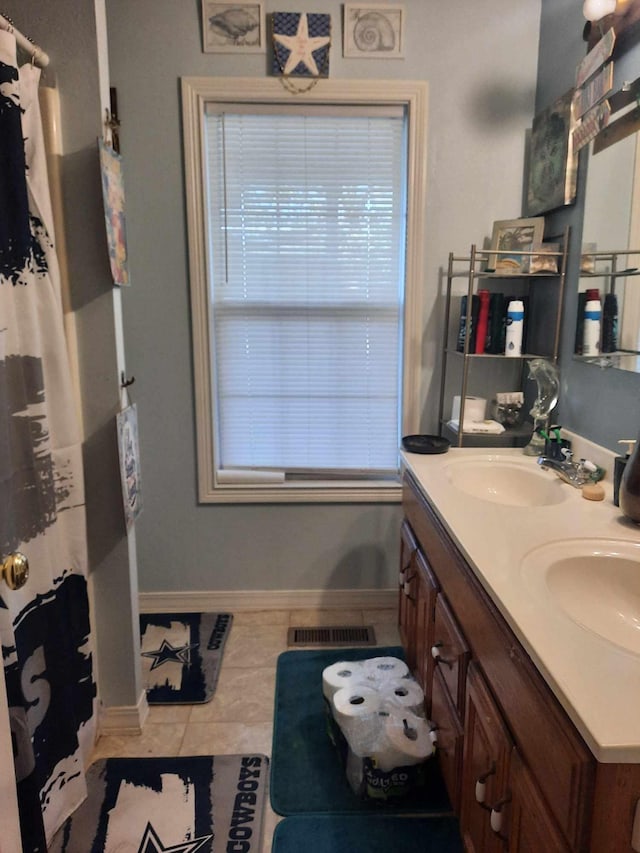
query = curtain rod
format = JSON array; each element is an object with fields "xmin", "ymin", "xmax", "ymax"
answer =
[{"xmin": 0, "ymin": 13, "xmax": 49, "ymax": 67}]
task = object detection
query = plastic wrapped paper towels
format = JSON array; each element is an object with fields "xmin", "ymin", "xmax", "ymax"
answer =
[{"xmin": 322, "ymin": 657, "xmax": 434, "ymax": 799}]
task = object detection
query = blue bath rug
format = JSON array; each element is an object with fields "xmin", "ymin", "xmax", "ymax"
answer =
[
  {"xmin": 140, "ymin": 612, "xmax": 232, "ymax": 704},
  {"xmin": 272, "ymin": 814, "xmax": 463, "ymax": 852},
  {"xmin": 50, "ymin": 754, "xmax": 268, "ymax": 852},
  {"xmin": 270, "ymin": 647, "xmax": 452, "ymax": 816}
]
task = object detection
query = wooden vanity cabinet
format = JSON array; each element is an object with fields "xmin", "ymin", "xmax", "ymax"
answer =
[{"xmin": 401, "ymin": 472, "xmax": 596, "ymax": 852}]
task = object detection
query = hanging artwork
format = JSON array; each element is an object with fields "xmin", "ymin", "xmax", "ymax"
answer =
[
  {"xmin": 116, "ymin": 404, "xmax": 143, "ymax": 530},
  {"xmin": 99, "ymin": 139, "xmax": 129, "ymax": 286},
  {"xmin": 202, "ymin": 1, "xmax": 265, "ymax": 53},
  {"xmin": 525, "ymin": 89, "xmax": 578, "ymax": 217},
  {"xmin": 343, "ymin": 4, "xmax": 405, "ymax": 58},
  {"xmin": 272, "ymin": 12, "xmax": 331, "ymax": 79}
]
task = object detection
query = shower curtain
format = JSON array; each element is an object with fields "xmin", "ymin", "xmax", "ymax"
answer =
[{"xmin": 0, "ymin": 29, "xmax": 96, "ymax": 852}]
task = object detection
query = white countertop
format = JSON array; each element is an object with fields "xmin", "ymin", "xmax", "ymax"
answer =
[{"xmin": 401, "ymin": 446, "xmax": 640, "ymax": 763}]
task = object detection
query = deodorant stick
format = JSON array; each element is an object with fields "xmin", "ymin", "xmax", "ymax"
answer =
[{"xmin": 505, "ymin": 300, "xmax": 524, "ymax": 357}]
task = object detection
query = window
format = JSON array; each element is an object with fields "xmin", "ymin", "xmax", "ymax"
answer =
[{"xmin": 182, "ymin": 78, "xmax": 427, "ymax": 503}]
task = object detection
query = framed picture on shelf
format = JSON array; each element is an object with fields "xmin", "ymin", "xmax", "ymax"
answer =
[
  {"xmin": 343, "ymin": 4, "xmax": 405, "ymax": 58},
  {"xmin": 201, "ymin": 2, "xmax": 265, "ymax": 53},
  {"xmin": 487, "ymin": 217, "xmax": 545, "ymax": 273},
  {"xmin": 525, "ymin": 89, "xmax": 577, "ymax": 216}
]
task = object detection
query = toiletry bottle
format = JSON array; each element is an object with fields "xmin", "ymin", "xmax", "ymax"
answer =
[
  {"xmin": 620, "ymin": 434, "xmax": 640, "ymax": 522},
  {"xmin": 504, "ymin": 299, "xmax": 524, "ymax": 357},
  {"xmin": 614, "ymin": 440, "xmax": 635, "ymax": 507},
  {"xmin": 475, "ymin": 290, "xmax": 490, "ymax": 354},
  {"xmin": 582, "ymin": 297, "xmax": 601, "ymax": 356},
  {"xmin": 457, "ymin": 295, "xmax": 468, "ymax": 352},
  {"xmin": 602, "ymin": 293, "xmax": 618, "ymax": 353}
]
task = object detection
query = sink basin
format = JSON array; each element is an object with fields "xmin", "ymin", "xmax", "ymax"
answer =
[
  {"xmin": 443, "ymin": 455, "xmax": 569, "ymax": 507},
  {"xmin": 521, "ymin": 539, "xmax": 640, "ymax": 654}
]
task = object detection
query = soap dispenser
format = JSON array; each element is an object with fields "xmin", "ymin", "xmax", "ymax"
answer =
[
  {"xmin": 619, "ymin": 437, "xmax": 640, "ymax": 522},
  {"xmin": 614, "ymin": 440, "xmax": 635, "ymax": 507}
]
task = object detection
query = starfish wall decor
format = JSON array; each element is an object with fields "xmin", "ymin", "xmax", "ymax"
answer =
[{"xmin": 272, "ymin": 12, "xmax": 331, "ymax": 80}]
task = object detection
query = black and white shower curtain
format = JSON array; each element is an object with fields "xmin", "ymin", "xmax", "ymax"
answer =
[{"xmin": 0, "ymin": 29, "xmax": 96, "ymax": 852}]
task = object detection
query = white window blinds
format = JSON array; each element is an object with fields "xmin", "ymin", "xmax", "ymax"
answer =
[{"xmin": 204, "ymin": 107, "xmax": 407, "ymax": 477}]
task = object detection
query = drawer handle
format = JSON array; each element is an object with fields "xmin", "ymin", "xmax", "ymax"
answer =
[
  {"xmin": 475, "ymin": 765, "xmax": 496, "ymax": 804},
  {"xmin": 403, "ymin": 579, "xmax": 416, "ymax": 600},
  {"xmin": 431, "ymin": 643, "xmax": 453, "ymax": 669},
  {"xmin": 489, "ymin": 796, "xmax": 511, "ymax": 839}
]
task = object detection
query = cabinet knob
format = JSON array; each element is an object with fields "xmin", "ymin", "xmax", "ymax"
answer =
[
  {"xmin": 490, "ymin": 807, "xmax": 503, "ymax": 833},
  {"xmin": 489, "ymin": 795, "xmax": 511, "ymax": 837},
  {"xmin": 475, "ymin": 765, "xmax": 496, "ymax": 804},
  {"xmin": 431, "ymin": 643, "xmax": 453, "ymax": 669}
]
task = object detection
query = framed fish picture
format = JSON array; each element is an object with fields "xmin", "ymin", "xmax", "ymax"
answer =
[{"xmin": 202, "ymin": 1, "xmax": 265, "ymax": 53}]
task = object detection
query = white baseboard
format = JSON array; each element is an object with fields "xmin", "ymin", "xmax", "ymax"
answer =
[
  {"xmin": 139, "ymin": 588, "xmax": 397, "ymax": 613},
  {"xmin": 99, "ymin": 690, "xmax": 149, "ymax": 736}
]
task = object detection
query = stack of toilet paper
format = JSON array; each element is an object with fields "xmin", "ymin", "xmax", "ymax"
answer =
[{"xmin": 322, "ymin": 656, "xmax": 434, "ymax": 797}]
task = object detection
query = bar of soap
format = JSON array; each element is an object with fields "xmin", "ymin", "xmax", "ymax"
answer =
[{"xmin": 582, "ymin": 483, "xmax": 605, "ymax": 501}]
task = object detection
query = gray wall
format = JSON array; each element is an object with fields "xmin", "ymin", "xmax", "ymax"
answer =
[
  {"xmin": 106, "ymin": 0, "xmax": 542, "ymax": 594},
  {"xmin": 538, "ymin": 0, "xmax": 640, "ymax": 448}
]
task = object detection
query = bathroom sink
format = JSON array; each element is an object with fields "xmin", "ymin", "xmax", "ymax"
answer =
[
  {"xmin": 443, "ymin": 455, "xmax": 569, "ymax": 507},
  {"xmin": 521, "ymin": 539, "xmax": 640, "ymax": 655}
]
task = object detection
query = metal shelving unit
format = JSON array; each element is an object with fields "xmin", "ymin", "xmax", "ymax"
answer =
[{"xmin": 438, "ymin": 227, "xmax": 570, "ymax": 447}]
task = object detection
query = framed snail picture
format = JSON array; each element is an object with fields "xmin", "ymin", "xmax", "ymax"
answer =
[{"xmin": 343, "ymin": 4, "xmax": 405, "ymax": 58}]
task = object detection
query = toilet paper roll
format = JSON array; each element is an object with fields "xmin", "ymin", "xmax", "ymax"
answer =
[
  {"xmin": 379, "ymin": 678, "xmax": 425, "ymax": 716},
  {"xmin": 374, "ymin": 711, "xmax": 434, "ymax": 772},
  {"xmin": 451, "ymin": 395, "xmax": 487, "ymax": 422},
  {"xmin": 322, "ymin": 660, "xmax": 366, "ymax": 701},
  {"xmin": 363, "ymin": 656, "xmax": 409, "ymax": 686},
  {"xmin": 332, "ymin": 684, "xmax": 382, "ymax": 753}
]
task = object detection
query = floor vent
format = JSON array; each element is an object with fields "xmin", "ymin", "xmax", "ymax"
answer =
[{"xmin": 287, "ymin": 625, "xmax": 376, "ymax": 647}]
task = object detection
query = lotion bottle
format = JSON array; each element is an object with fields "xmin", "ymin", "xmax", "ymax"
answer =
[{"xmin": 619, "ymin": 434, "xmax": 640, "ymax": 522}]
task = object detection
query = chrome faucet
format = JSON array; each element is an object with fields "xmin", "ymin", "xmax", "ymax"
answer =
[{"xmin": 537, "ymin": 455, "xmax": 593, "ymax": 488}]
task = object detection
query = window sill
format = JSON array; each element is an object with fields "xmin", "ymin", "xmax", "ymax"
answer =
[{"xmin": 199, "ymin": 479, "xmax": 403, "ymax": 504}]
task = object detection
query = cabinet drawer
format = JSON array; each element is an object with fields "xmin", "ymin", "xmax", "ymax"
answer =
[
  {"xmin": 431, "ymin": 667, "xmax": 464, "ymax": 812},
  {"xmin": 430, "ymin": 593, "xmax": 470, "ymax": 718}
]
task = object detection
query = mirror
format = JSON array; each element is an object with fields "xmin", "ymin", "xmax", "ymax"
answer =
[
  {"xmin": 577, "ymin": 2, "xmax": 640, "ymax": 371},
  {"xmin": 579, "ymin": 133, "xmax": 640, "ymax": 371}
]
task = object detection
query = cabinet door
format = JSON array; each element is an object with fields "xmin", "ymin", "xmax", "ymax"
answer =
[
  {"xmin": 508, "ymin": 751, "xmax": 570, "ymax": 853},
  {"xmin": 413, "ymin": 548, "xmax": 438, "ymax": 697},
  {"xmin": 460, "ymin": 663, "xmax": 512, "ymax": 853},
  {"xmin": 398, "ymin": 520, "xmax": 418, "ymax": 667},
  {"xmin": 429, "ymin": 593, "xmax": 470, "ymax": 718},
  {"xmin": 431, "ymin": 667, "xmax": 464, "ymax": 811}
]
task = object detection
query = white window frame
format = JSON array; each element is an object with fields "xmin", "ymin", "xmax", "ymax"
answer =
[{"xmin": 181, "ymin": 77, "xmax": 428, "ymax": 503}]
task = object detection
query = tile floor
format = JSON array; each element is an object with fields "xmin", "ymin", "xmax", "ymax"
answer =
[{"xmin": 91, "ymin": 607, "xmax": 401, "ymax": 853}]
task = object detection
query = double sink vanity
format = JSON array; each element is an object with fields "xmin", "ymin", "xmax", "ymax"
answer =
[{"xmin": 398, "ymin": 447, "xmax": 640, "ymax": 852}]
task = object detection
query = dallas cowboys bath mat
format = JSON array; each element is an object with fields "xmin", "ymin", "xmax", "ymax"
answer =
[
  {"xmin": 140, "ymin": 612, "xmax": 233, "ymax": 704},
  {"xmin": 50, "ymin": 754, "xmax": 268, "ymax": 852}
]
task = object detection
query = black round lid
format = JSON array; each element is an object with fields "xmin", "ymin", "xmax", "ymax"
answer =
[{"xmin": 401, "ymin": 434, "xmax": 451, "ymax": 455}]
